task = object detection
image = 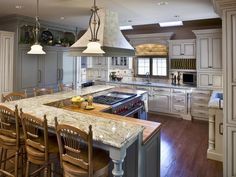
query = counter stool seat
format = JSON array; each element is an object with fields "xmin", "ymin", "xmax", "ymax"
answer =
[{"xmin": 62, "ymin": 148, "xmax": 109, "ymax": 177}]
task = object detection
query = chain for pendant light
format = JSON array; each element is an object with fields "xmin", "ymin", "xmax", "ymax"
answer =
[
  {"xmin": 88, "ymin": 0, "xmax": 101, "ymax": 42},
  {"xmin": 34, "ymin": 0, "xmax": 40, "ymax": 44}
]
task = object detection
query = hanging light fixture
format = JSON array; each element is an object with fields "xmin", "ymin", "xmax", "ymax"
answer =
[
  {"xmin": 82, "ymin": 0, "xmax": 105, "ymax": 54},
  {"xmin": 28, "ymin": 0, "xmax": 46, "ymax": 55}
]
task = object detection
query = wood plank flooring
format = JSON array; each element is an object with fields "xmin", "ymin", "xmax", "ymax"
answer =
[{"xmin": 148, "ymin": 113, "xmax": 223, "ymax": 177}]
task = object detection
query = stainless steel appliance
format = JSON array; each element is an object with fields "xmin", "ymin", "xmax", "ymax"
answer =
[
  {"xmin": 182, "ymin": 72, "xmax": 197, "ymax": 86},
  {"xmin": 93, "ymin": 92, "xmax": 147, "ymax": 120}
]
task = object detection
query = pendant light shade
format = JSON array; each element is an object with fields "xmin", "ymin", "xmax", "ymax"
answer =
[
  {"xmin": 28, "ymin": 44, "xmax": 46, "ymax": 54},
  {"xmin": 82, "ymin": 0, "xmax": 105, "ymax": 54},
  {"xmin": 28, "ymin": 0, "xmax": 45, "ymax": 55},
  {"xmin": 82, "ymin": 42, "xmax": 105, "ymax": 54}
]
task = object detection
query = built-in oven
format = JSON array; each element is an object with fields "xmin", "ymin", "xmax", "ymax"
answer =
[{"xmin": 182, "ymin": 72, "xmax": 197, "ymax": 86}]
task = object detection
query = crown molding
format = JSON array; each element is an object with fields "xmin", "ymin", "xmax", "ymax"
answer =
[{"xmin": 212, "ymin": 0, "xmax": 236, "ymax": 16}]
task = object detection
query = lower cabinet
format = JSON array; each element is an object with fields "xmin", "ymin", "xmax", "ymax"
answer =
[
  {"xmin": 149, "ymin": 94, "xmax": 170, "ymax": 113},
  {"xmin": 198, "ymin": 72, "xmax": 223, "ymax": 89},
  {"xmin": 191, "ymin": 89, "xmax": 211, "ymax": 121},
  {"xmin": 226, "ymin": 126, "xmax": 236, "ymax": 177}
]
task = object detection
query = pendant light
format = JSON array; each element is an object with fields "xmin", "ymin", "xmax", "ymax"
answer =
[
  {"xmin": 82, "ymin": 0, "xmax": 105, "ymax": 54},
  {"xmin": 28, "ymin": 0, "xmax": 46, "ymax": 55}
]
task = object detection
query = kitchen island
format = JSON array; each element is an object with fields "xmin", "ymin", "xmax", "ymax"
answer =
[{"xmin": 0, "ymin": 85, "xmax": 161, "ymax": 177}]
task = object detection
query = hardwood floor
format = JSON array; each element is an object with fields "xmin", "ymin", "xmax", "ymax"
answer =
[{"xmin": 148, "ymin": 113, "xmax": 223, "ymax": 177}]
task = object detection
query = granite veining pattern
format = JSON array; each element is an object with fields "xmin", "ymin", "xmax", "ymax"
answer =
[{"xmin": 0, "ymin": 85, "xmax": 144, "ymax": 148}]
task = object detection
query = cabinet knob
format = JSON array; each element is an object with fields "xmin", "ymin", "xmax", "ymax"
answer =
[{"xmin": 208, "ymin": 66, "xmax": 213, "ymax": 68}]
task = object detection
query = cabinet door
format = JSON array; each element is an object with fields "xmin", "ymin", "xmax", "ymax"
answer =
[
  {"xmin": 149, "ymin": 94, "xmax": 170, "ymax": 113},
  {"xmin": 212, "ymin": 37, "xmax": 222, "ymax": 70},
  {"xmin": 198, "ymin": 73, "xmax": 210, "ymax": 87},
  {"xmin": 44, "ymin": 50, "xmax": 59, "ymax": 88},
  {"xmin": 226, "ymin": 127, "xmax": 236, "ymax": 177},
  {"xmin": 20, "ymin": 49, "xmax": 40, "ymax": 89},
  {"xmin": 81, "ymin": 56, "xmax": 87, "ymax": 68},
  {"xmin": 171, "ymin": 44, "xmax": 182, "ymax": 58},
  {"xmin": 198, "ymin": 73, "xmax": 223, "ymax": 88},
  {"xmin": 199, "ymin": 38, "xmax": 210, "ymax": 69},
  {"xmin": 0, "ymin": 32, "xmax": 14, "ymax": 94},
  {"xmin": 62, "ymin": 52, "xmax": 76, "ymax": 84},
  {"xmin": 183, "ymin": 43, "xmax": 195, "ymax": 58}
]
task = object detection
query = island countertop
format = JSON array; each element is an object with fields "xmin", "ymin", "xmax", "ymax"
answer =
[{"xmin": 0, "ymin": 85, "xmax": 161, "ymax": 148}]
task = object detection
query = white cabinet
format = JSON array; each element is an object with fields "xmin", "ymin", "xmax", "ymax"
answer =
[
  {"xmin": 149, "ymin": 94, "xmax": 171, "ymax": 113},
  {"xmin": 149, "ymin": 87, "xmax": 171, "ymax": 113},
  {"xmin": 198, "ymin": 73, "xmax": 223, "ymax": 89},
  {"xmin": 197, "ymin": 36, "xmax": 222, "ymax": 70},
  {"xmin": 193, "ymin": 29, "xmax": 223, "ymax": 89},
  {"xmin": 110, "ymin": 57, "xmax": 131, "ymax": 69},
  {"xmin": 171, "ymin": 89, "xmax": 187, "ymax": 115},
  {"xmin": 169, "ymin": 39, "xmax": 196, "ymax": 59},
  {"xmin": 0, "ymin": 31, "xmax": 14, "ymax": 99},
  {"xmin": 191, "ymin": 89, "xmax": 211, "ymax": 121}
]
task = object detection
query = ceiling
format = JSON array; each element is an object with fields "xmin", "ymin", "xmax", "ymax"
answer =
[{"xmin": 0, "ymin": 0, "xmax": 219, "ymax": 30}]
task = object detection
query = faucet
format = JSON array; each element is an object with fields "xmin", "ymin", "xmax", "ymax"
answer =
[{"xmin": 145, "ymin": 72, "xmax": 151, "ymax": 83}]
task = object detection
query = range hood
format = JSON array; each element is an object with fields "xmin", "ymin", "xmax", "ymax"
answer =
[{"xmin": 70, "ymin": 9, "xmax": 135, "ymax": 57}]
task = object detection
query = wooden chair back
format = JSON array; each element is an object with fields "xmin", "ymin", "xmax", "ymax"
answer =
[
  {"xmin": 58, "ymin": 83, "xmax": 74, "ymax": 92},
  {"xmin": 33, "ymin": 88, "xmax": 53, "ymax": 97},
  {"xmin": 20, "ymin": 111, "xmax": 49, "ymax": 165},
  {"xmin": 2, "ymin": 92, "xmax": 27, "ymax": 102},
  {"xmin": 0, "ymin": 105, "xmax": 20, "ymax": 150},
  {"xmin": 55, "ymin": 117, "xmax": 93, "ymax": 177}
]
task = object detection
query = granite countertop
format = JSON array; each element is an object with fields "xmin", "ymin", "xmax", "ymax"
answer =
[
  {"xmin": 0, "ymin": 85, "xmax": 145, "ymax": 148},
  {"xmin": 107, "ymin": 81, "xmax": 196, "ymax": 89},
  {"xmin": 208, "ymin": 90, "xmax": 223, "ymax": 109}
]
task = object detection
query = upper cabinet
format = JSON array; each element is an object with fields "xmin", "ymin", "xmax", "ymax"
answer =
[
  {"xmin": 193, "ymin": 29, "xmax": 223, "ymax": 89},
  {"xmin": 169, "ymin": 39, "xmax": 196, "ymax": 59},
  {"xmin": 193, "ymin": 29, "xmax": 222, "ymax": 71}
]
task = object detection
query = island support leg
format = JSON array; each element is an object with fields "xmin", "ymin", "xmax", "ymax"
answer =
[{"xmin": 109, "ymin": 147, "xmax": 126, "ymax": 177}]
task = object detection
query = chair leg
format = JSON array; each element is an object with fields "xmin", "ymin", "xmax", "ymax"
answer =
[
  {"xmin": 25, "ymin": 160, "xmax": 30, "ymax": 177},
  {"xmin": 3, "ymin": 149, "xmax": 7, "ymax": 170},
  {"xmin": 0, "ymin": 148, "xmax": 3, "ymax": 169},
  {"xmin": 44, "ymin": 166, "xmax": 48, "ymax": 177},
  {"xmin": 14, "ymin": 151, "xmax": 19, "ymax": 177}
]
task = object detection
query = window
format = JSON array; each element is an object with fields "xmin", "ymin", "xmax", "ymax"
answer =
[
  {"xmin": 137, "ymin": 58, "xmax": 150, "ymax": 75},
  {"xmin": 137, "ymin": 57, "xmax": 168, "ymax": 77},
  {"xmin": 152, "ymin": 58, "xmax": 167, "ymax": 76}
]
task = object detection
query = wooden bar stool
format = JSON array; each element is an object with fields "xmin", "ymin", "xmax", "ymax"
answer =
[
  {"xmin": 0, "ymin": 105, "xmax": 25, "ymax": 177},
  {"xmin": 2, "ymin": 92, "xmax": 27, "ymax": 102},
  {"xmin": 20, "ymin": 111, "xmax": 59, "ymax": 177},
  {"xmin": 33, "ymin": 88, "xmax": 54, "ymax": 97},
  {"xmin": 55, "ymin": 117, "xmax": 110, "ymax": 177},
  {"xmin": 58, "ymin": 83, "xmax": 74, "ymax": 92}
]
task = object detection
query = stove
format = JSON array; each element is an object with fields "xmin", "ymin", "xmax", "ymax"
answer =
[
  {"xmin": 93, "ymin": 92, "xmax": 147, "ymax": 119},
  {"xmin": 93, "ymin": 92, "xmax": 137, "ymax": 105}
]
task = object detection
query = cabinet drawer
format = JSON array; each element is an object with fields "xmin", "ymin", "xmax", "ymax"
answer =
[
  {"xmin": 172, "ymin": 105, "xmax": 186, "ymax": 114},
  {"xmin": 172, "ymin": 89, "xmax": 186, "ymax": 94},
  {"xmin": 192, "ymin": 90, "xmax": 211, "ymax": 97},
  {"xmin": 172, "ymin": 95, "xmax": 186, "ymax": 105},
  {"xmin": 152, "ymin": 87, "xmax": 171, "ymax": 94},
  {"xmin": 191, "ymin": 103, "xmax": 209, "ymax": 111},
  {"xmin": 191, "ymin": 110, "xmax": 209, "ymax": 118},
  {"xmin": 192, "ymin": 97, "xmax": 209, "ymax": 104}
]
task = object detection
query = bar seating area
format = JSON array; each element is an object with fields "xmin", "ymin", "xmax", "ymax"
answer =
[{"xmin": 0, "ymin": 88, "xmax": 110, "ymax": 177}]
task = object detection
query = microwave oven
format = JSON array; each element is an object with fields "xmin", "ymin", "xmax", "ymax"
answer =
[{"xmin": 182, "ymin": 72, "xmax": 197, "ymax": 86}]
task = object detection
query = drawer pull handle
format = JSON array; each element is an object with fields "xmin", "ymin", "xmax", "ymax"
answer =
[
  {"xmin": 219, "ymin": 123, "xmax": 223, "ymax": 135},
  {"xmin": 208, "ymin": 84, "xmax": 213, "ymax": 86}
]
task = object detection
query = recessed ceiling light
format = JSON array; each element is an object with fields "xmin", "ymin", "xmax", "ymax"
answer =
[
  {"xmin": 157, "ymin": 1, "xmax": 168, "ymax": 6},
  {"xmin": 60, "ymin": 17, "xmax": 65, "ymax": 20},
  {"xmin": 120, "ymin": 26, "xmax": 133, "ymax": 30},
  {"xmin": 15, "ymin": 5, "xmax": 23, "ymax": 9},
  {"xmin": 159, "ymin": 21, "xmax": 183, "ymax": 27}
]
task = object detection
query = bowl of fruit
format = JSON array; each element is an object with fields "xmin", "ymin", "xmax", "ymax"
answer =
[{"xmin": 71, "ymin": 96, "xmax": 85, "ymax": 108}]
